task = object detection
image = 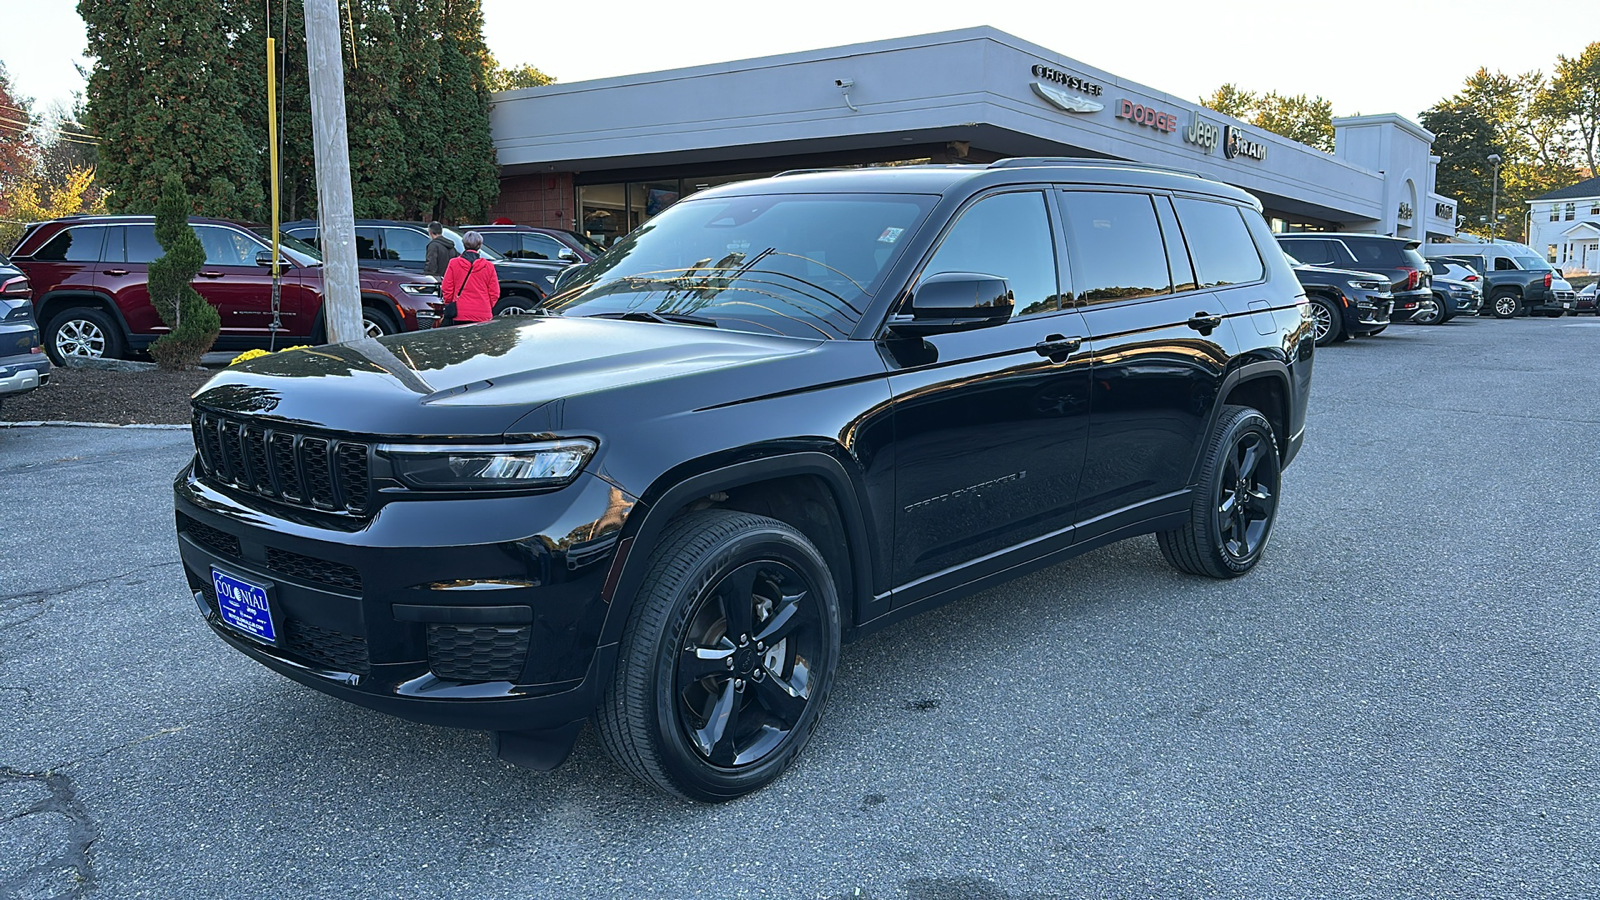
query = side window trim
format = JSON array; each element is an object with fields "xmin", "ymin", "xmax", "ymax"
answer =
[
  {"xmin": 1153, "ymin": 194, "xmax": 1199, "ymax": 295},
  {"xmin": 1055, "ymin": 187, "xmax": 1175, "ymax": 311}
]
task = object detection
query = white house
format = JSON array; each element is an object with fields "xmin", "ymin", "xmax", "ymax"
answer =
[{"xmin": 1526, "ymin": 175, "xmax": 1600, "ymax": 274}]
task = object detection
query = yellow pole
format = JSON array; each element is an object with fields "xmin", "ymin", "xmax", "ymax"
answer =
[{"xmin": 267, "ymin": 36, "xmax": 281, "ymax": 276}]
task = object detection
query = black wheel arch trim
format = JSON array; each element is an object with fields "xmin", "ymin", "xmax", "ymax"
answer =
[
  {"xmin": 35, "ymin": 289, "xmax": 135, "ymax": 338},
  {"xmin": 597, "ymin": 450, "xmax": 878, "ymax": 654},
  {"xmin": 1196, "ymin": 360, "xmax": 1295, "ymax": 482}
]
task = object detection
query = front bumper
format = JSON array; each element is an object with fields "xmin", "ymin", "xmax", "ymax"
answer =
[
  {"xmin": 1446, "ymin": 290, "xmax": 1482, "ymax": 315},
  {"xmin": 174, "ymin": 463, "xmax": 639, "ymax": 733},
  {"xmin": 0, "ymin": 357, "xmax": 50, "ymax": 396},
  {"xmin": 1346, "ymin": 294, "xmax": 1391, "ymax": 333}
]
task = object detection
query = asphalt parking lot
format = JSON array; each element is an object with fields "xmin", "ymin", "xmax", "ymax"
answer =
[{"xmin": 2, "ymin": 316, "xmax": 1598, "ymax": 899}]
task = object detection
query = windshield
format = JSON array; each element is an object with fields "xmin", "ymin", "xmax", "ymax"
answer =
[
  {"xmin": 248, "ymin": 228, "xmax": 322, "ymax": 267},
  {"xmin": 547, "ymin": 192, "xmax": 935, "ymax": 339},
  {"xmin": 562, "ymin": 230, "xmax": 605, "ymax": 256},
  {"xmin": 444, "ymin": 227, "xmax": 506, "ymax": 261}
]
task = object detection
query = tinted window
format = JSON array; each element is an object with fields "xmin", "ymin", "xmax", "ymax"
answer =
[
  {"xmin": 1175, "ymin": 199, "xmax": 1264, "ymax": 288},
  {"xmin": 1344, "ymin": 239, "xmax": 1408, "ymax": 268},
  {"xmin": 355, "ymin": 227, "xmax": 381, "ymax": 260},
  {"xmin": 479, "ymin": 232, "xmax": 520, "ymax": 257},
  {"xmin": 381, "ymin": 227, "xmax": 430, "ymax": 262},
  {"xmin": 124, "ymin": 225, "xmax": 164, "ymax": 264},
  {"xmin": 1493, "ymin": 256, "xmax": 1517, "ymax": 271},
  {"xmin": 525, "ymin": 233, "xmax": 567, "ymax": 260},
  {"xmin": 1060, "ymin": 191, "xmax": 1169, "ymax": 304},
  {"xmin": 286, "ymin": 227, "xmax": 319, "ymax": 250},
  {"xmin": 34, "ymin": 227, "xmax": 106, "ymax": 262},
  {"xmin": 196, "ymin": 226, "xmax": 260, "ymax": 267},
  {"xmin": 1154, "ymin": 197, "xmax": 1196, "ymax": 292},
  {"xmin": 923, "ymin": 191, "xmax": 1059, "ymax": 318},
  {"xmin": 1282, "ymin": 239, "xmax": 1335, "ymax": 266}
]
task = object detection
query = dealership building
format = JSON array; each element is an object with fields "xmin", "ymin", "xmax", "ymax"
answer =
[{"xmin": 485, "ymin": 28, "xmax": 1457, "ymax": 246}]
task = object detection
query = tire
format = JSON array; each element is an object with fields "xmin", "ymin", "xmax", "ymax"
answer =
[
  {"xmin": 493, "ymin": 294, "xmax": 543, "ymax": 317},
  {"xmin": 44, "ymin": 306, "xmax": 126, "ymax": 364},
  {"xmin": 596, "ymin": 510, "xmax": 841, "ymax": 802},
  {"xmin": 361, "ymin": 306, "xmax": 400, "ymax": 338},
  {"xmin": 1308, "ymin": 296, "xmax": 1341, "ymax": 346},
  {"xmin": 1490, "ymin": 291, "xmax": 1520, "ymax": 319},
  {"xmin": 1415, "ymin": 293, "xmax": 1446, "ymax": 326},
  {"xmin": 1158, "ymin": 405, "xmax": 1282, "ymax": 579}
]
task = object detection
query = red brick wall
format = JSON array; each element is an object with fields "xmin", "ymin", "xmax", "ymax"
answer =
[{"xmin": 486, "ymin": 173, "xmax": 576, "ymax": 229}]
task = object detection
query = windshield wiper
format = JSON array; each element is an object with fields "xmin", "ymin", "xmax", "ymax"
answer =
[{"xmin": 586, "ymin": 310, "xmax": 719, "ymax": 328}]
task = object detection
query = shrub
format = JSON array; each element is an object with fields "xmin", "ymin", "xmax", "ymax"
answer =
[{"xmin": 147, "ymin": 173, "xmax": 220, "ymax": 370}]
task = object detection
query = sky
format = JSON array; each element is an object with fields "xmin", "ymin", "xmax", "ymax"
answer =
[{"xmin": 0, "ymin": 0, "xmax": 1590, "ymax": 128}]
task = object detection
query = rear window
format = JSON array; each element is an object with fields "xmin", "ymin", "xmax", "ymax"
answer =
[
  {"xmin": 33, "ymin": 226, "xmax": 107, "ymax": 262},
  {"xmin": 1059, "ymin": 191, "xmax": 1171, "ymax": 304},
  {"xmin": 1345, "ymin": 239, "xmax": 1412, "ymax": 268},
  {"xmin": 1174, "ymin": 199, "xmax": 1264, "ymax": 288}
]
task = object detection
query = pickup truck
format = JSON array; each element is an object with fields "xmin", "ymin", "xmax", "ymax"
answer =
[{"xmin": 1434, "ymin": 253, "xmax": 1570, "ymax": 318}]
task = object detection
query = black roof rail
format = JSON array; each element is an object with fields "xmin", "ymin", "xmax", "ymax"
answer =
[{"xmin": 987, "ymin": 157, "xmax": 1208, "ymax": 180}]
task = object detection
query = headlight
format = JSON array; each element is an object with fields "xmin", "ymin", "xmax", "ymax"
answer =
[
  {"xmin": 1348, "ymin": 279, "xmax": 1386, "ymax": 291},
  {"xmin": 378, "ymin": 439, "xmax": 597, "ymax": 490},
  {"xmin": 401, "ymin": 282, "xmax": 440, "ymax": 295}
]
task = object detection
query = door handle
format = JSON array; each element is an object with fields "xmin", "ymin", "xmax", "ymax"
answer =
[
  {"xmin": 1187, "ymin": 312, "xmax": 1223, "ymax": 335},
  {"xmin": 199, "ymin": 271, "xmax": 224, "ymax": 278},
  {"xmin": 103, "ymin": 269, "xmax": 128, "ymax": 276},
  {"xmin": 1034, "ymin": 334, "xmax": 1082, "ymax": 360}
]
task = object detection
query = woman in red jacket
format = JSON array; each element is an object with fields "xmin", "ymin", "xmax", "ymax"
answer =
[{"xmin": 437, "ymin": 231, "xmax": 501, "ymax": 325}]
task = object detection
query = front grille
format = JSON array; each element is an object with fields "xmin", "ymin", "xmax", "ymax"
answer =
[
  {"xmin": 192, "ymin": 409, "xmax": 370, "ymax": 513},
  {"xmin": 426, "ymin": 625, "xmax": 530, "ymax": 682},
  {"xmin": 179, "ymin": 514, "xmax": 242, "ymax": 559},
  {"xmin": 283, "ymin": 619, "xmax": 371, "ymax": 674},
  {"xmin": 265, "ymin": 547, "xmax": 362, "ymax": 592}
]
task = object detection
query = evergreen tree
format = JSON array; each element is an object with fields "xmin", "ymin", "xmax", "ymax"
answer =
[
  {"xmin": 346, "ymin": 1, "xmax": 408, "ymax": 218},
  {"xmin": 431, "ymin": 0, "xmax": 500, "ymax": 221},
  {"xmin": 147, "ymin": 173, "xmax": 220, "ymax": 370},
  {"xmin": 393, "ymin": 0, "xmax": 446, "ymax": 220},
  {"xmin": 79, "ymin": 0, "xmax": 265, "ymax": 219}
]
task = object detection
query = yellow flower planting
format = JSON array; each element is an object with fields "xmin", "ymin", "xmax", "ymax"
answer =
[{"xmin": 229, "ymin": 346, "xmax": 312, "ymax": 366}]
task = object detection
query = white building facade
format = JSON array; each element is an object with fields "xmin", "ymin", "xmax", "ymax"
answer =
[
  {"xmin": 485, "ymin": 28, "xmax": 1457, "ymax": 247},
  {"xmin": 1526, "ymin": 175, "xmax": 1600, "ymax": 275}
]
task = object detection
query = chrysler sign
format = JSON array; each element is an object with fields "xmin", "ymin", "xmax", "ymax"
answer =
[{"xmin": 1029, "ymin": 64, "xmax": 1105, "ymax": 114}]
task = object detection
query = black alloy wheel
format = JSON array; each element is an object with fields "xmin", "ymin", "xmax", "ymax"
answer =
[
  {"xmin": 1158, "ymin": 405, "xmax": 1282, "ymax": 579},
  {"xmin": 1491, "ymin": 292, "xmax": 1520, "ymax": 319},
  {"xmin": 1309, "ymin": 296, "xmax": 1341, "ymax": 346},
  {"xmin": 596, "ymin": 510, "xmax": 840, "ymax": 802}
]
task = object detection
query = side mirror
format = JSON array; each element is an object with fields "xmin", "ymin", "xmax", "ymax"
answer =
[
  {"xmin": 557, "ymin": 248, "xmax": 580, "ymax": 263},
  {"xmin": 889, "ymin": 272, "xmax": 1013, "ymax": 336},
  {"xmin": 255, "ymin": 249, "xmax": 286, "ymax": 268}
]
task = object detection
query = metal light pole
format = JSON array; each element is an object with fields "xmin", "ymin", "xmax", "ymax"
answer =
[
  {"xmin": 303, "ymin": 0, "xmax": 363, "ymax": 343},
  {"xmin": 1484, "ymin": 152, "xmax": 1497, "ymax": 241}
]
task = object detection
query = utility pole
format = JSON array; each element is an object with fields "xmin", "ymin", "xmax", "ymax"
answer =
[
  {"xmin": 303, "ymin": 0, "xmax": 363, "ymax": 343},
  {"xmin": 1484, "ymin": 152, "xmax": 1497, "ymax": 241}
]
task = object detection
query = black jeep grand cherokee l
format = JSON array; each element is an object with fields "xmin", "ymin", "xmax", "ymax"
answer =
[{"xmin": 175, "ymin": 160, "xmax": 1314, "ymax": 801}]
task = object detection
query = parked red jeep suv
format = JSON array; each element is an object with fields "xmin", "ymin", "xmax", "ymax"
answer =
[{"xmin": 9, "ymin": 215, "xmax": 442, "ymax": 363}]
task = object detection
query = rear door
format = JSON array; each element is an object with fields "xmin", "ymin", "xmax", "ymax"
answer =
[
  {"xmin": 25, "ymin": 224, "xmax": 107, "ymax": 301},
  {"xmin": 1059, "ymin": 189, "xmax": 1239, "ymax": 530}
]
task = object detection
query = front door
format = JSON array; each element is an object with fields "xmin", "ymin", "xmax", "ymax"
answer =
[
  {"xmin": 886, "ymin": 189, "xmax": 1093, "ymax": 601},
  {"xmin": 191, "ymin": 225, "xmax": 304, "ymax": 344}
]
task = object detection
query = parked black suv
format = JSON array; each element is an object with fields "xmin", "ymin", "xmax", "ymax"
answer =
[
  {"xmin": 1283, "ymin": 250, "xmax": 1393, "ymax": 345},
  {"xmin": 1275, "ymin": 233, "xmax": 1430, "ymax": 323},
  {"xmin": 282, "ymin": 219, "xmax": 567, "ymax": 314},
  {"xmin": 175, "ymin": 160, "xmax": 1314, "ymax": 801}
]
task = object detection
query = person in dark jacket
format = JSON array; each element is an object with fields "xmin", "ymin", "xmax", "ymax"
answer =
[{"xmin": 423, "ymin": 222, "xmax": 457, "ymax": 276}]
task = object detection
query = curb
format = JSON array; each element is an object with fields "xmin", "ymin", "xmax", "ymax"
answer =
[{"xmin": 0, "ymin": 421, "xmax": 189, "ymax": 430}]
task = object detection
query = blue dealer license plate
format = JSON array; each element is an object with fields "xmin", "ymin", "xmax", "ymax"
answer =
[{"xmin": 212, "ymin": 568, "xmax": 278, "ymax": 645}]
